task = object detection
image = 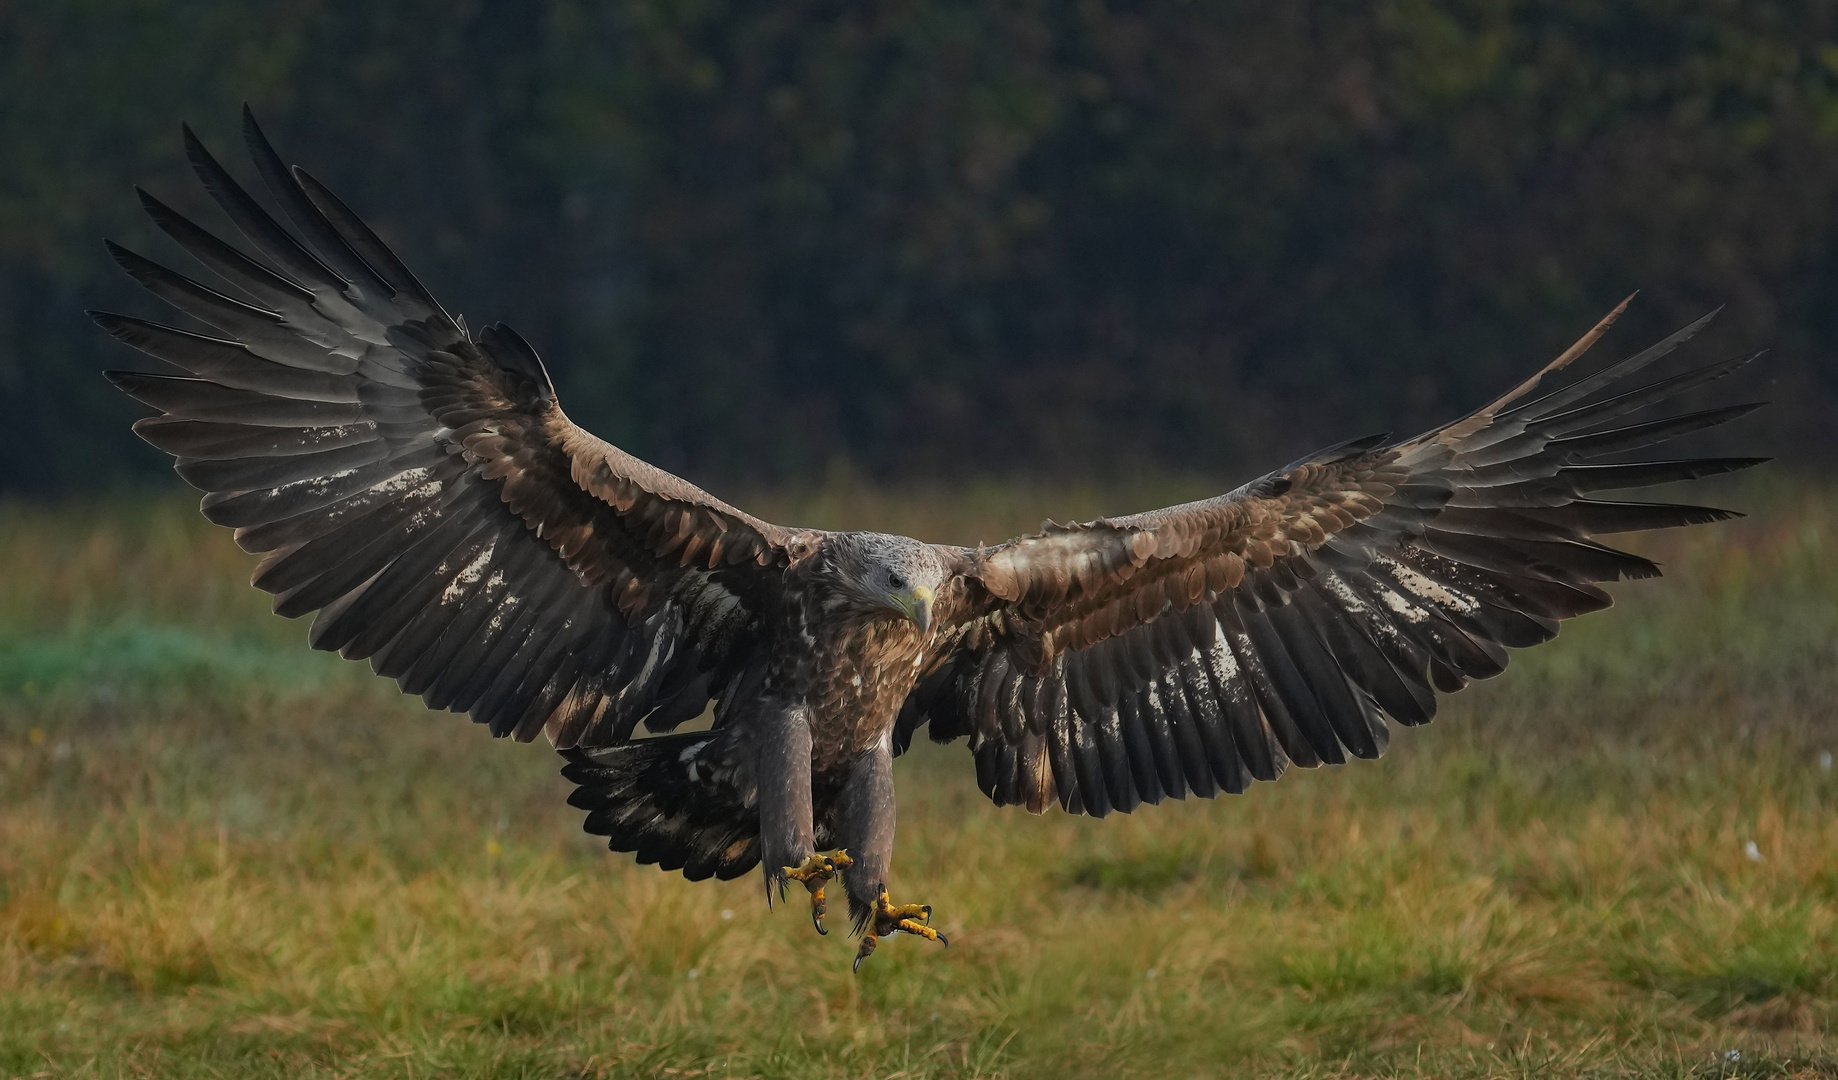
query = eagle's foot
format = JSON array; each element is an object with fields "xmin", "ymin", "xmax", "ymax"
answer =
[
  {"xmin": 781, "ymin": 850, "xmax": 854, "ymax": 936},
  {"xmin": 851, "ymin": 889, "xmax": 947, "ymax": 972}
]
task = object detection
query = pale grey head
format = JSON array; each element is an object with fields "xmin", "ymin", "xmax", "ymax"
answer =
[{"xmin": 814, "ymin": 531, "xmax": 948, "ymax": 633}]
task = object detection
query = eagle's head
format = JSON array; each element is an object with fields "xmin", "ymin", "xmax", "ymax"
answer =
[{"xmin": 816, "ymin": 532, "xmax": 947, "ymax": 634}]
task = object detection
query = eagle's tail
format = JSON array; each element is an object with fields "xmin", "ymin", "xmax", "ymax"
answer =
[{"xmin": 560, "ymin": 732, "xmax": 762, "ymax": 882}]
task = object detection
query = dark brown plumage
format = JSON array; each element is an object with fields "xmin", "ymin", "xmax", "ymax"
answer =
[{"xmin": 103, "ymin": 111, "xmax": 1765, "ymax": 962}]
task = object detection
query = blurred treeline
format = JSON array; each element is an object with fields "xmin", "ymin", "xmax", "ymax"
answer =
[{"xmin": 3, "ymin": 0, "xmax": 1831, "ymax": 496}]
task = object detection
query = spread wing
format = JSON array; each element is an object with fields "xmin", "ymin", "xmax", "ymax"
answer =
[
  {"xmin": 101, "ymin": 109, "xmax": 813, "ymax": 749},
  {"xmin": 902, "ymin": 301, "xmax": 1766, "ymax": 815}
]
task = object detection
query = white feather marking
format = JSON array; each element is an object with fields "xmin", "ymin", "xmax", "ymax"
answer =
[
  {"xmin": 1373, "ymin": 583, "xmax": 1430, "ymax": 623},
  {"xmin": 679, "ymin": 739, "xmax": 711, "ymax": 762},
  {"xmin": 369, "ymin": 467, "xmax": 431, "ymax": 495},
  {"xmin": 1320, "ymin": 573, "xmax": 1369, "ymax": 615},
  {"xmin": 307, "ymin": 425, "xmax": 359, "ymax": 444},
  {"xmin": 1375, "ymin": 556, "xmax": 1477, "ymax": 614},
  {"xmin": 483, "ymin": 591, "xmax": 521, "ymax": 634},
  {"xmin": 292, "ymin": 466, "xmax": 360, "ymax": 496},
  {"xmin": 1200, "ymin": 640, "xmax": 1250, "ymax": 704},
  {"xmin": 441, "ymin": 541, "xmax": 497, "ymax": 603},
  {"xmin": 404, "ymin": 505, "xmax": 442, "ymax": 531}
]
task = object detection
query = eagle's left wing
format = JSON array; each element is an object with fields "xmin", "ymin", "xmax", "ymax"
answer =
[{"xmin": 901, "ymin": 305, "xmax": 1764, "ymax": 815}]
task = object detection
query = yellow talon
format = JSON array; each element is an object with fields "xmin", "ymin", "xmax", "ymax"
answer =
[
  {"xmin": 853, "ymin": 889, "xmax": 947, "ymax": 972},
  {"xmin": 780, "ymin": 850, "xmax": 854, "ymax": 935}
]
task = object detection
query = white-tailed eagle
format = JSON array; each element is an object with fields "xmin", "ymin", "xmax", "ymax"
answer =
[{"xmin": 103, "ymin": 111, "xmax": 1764, "ymax": 969}]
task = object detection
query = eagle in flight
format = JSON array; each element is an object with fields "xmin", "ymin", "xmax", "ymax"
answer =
[{"xmin": 104, "ymin": 111, "xmax": 1763, "ymax": 970}]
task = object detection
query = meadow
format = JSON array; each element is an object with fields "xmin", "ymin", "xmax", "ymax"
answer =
[{"xmin": 1, "ymin": 478, "xmax": 1835, "ymax": 1079}]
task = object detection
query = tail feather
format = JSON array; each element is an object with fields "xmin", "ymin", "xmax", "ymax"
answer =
[{"xmin": 561, "ymin": 732, "xmax": 760, "ymax": 882}]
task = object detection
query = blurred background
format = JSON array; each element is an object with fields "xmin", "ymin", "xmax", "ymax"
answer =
[
  {"xmin": 4, "ymin": 0, "xmax": 1830, "ymax": 499},
  {"xmin": 7, "ymin": 5, "xmax": 1838, "ymax": 1074}
]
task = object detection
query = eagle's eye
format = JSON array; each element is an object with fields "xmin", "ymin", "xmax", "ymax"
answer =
[{"xmin": 887, "ymin": 569, "xmax": 907, "ymax": 590}]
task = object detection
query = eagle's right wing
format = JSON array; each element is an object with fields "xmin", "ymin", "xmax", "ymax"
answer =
[{"xmin": 102, "ymin": 109, "xmax": 811, "ymax": 748}]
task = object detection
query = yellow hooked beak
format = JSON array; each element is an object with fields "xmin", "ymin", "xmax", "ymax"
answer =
[{"xmin": 890, "ymin": 584, "xmax": 934, "ymax": 633}]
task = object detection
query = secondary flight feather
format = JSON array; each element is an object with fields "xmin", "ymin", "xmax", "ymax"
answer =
[{"xmin": 103, "ymin": 110, "xmax": 1765, "ymax": 969}]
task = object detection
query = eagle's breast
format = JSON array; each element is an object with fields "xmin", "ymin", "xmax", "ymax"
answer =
[{"xmin": 772, "ymin": 587, "xmax": 930, "ymax": 774}]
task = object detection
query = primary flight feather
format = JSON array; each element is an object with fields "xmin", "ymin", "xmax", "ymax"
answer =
[{"xmin": 102, "ymin": 110, "xmax": 1765, "ymax": 969}]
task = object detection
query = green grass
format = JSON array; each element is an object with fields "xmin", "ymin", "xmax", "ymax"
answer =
[{"xmin": 2, "ymin": 478, "xmax": 1837, "ymax": 1078}]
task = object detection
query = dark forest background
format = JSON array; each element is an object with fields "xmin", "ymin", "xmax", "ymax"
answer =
[{"xmin": 4, "ymin": 0, "xmax": 1833, "ymax": 496}]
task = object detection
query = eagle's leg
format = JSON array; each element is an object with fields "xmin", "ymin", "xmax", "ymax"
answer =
[
  {"xmin": 832, "ymin": 737, "xmax": 948, "ymax": 971},
  {"xmin": 756, "ymin": 703, "xmax": 821, "ymax": 916}
]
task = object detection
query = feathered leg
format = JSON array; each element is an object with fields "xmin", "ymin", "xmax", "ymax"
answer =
[
  {"xmin": 753, "ymin": 703, "xmax": 854, "ymax": 932},
  {"xmin": 756, "ymin": 702, "xmax": 817, "ymax": 903},
  {"xmin": 834, "ymin": 736, "xmax": 945, "ymax": 971}
]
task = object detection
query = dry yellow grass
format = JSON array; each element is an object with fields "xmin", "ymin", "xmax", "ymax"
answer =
[{"xmin": 2, "ymin": 477, "xmax": 1836, "ymax": 1078}]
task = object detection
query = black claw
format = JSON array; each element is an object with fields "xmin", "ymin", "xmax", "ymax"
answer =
[
  {"xmin": 853, "ymin": 934, "xmax": 879, "ymax": 973},
  {"xmin": 920, "ymin": 904, "xmax": 932, "ymax": 922},
  {"xmin": 937, "ymin": 931, "xmax": 949, "ymax": 948},
  {"xmin": 813, "ymin": 910, "xmax": 827, "ymax": 936}
]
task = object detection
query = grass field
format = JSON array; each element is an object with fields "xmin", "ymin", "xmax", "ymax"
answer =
[{"xmin": 2, "ymin": 478, "xmax": 1836, "ymax": 1079}]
